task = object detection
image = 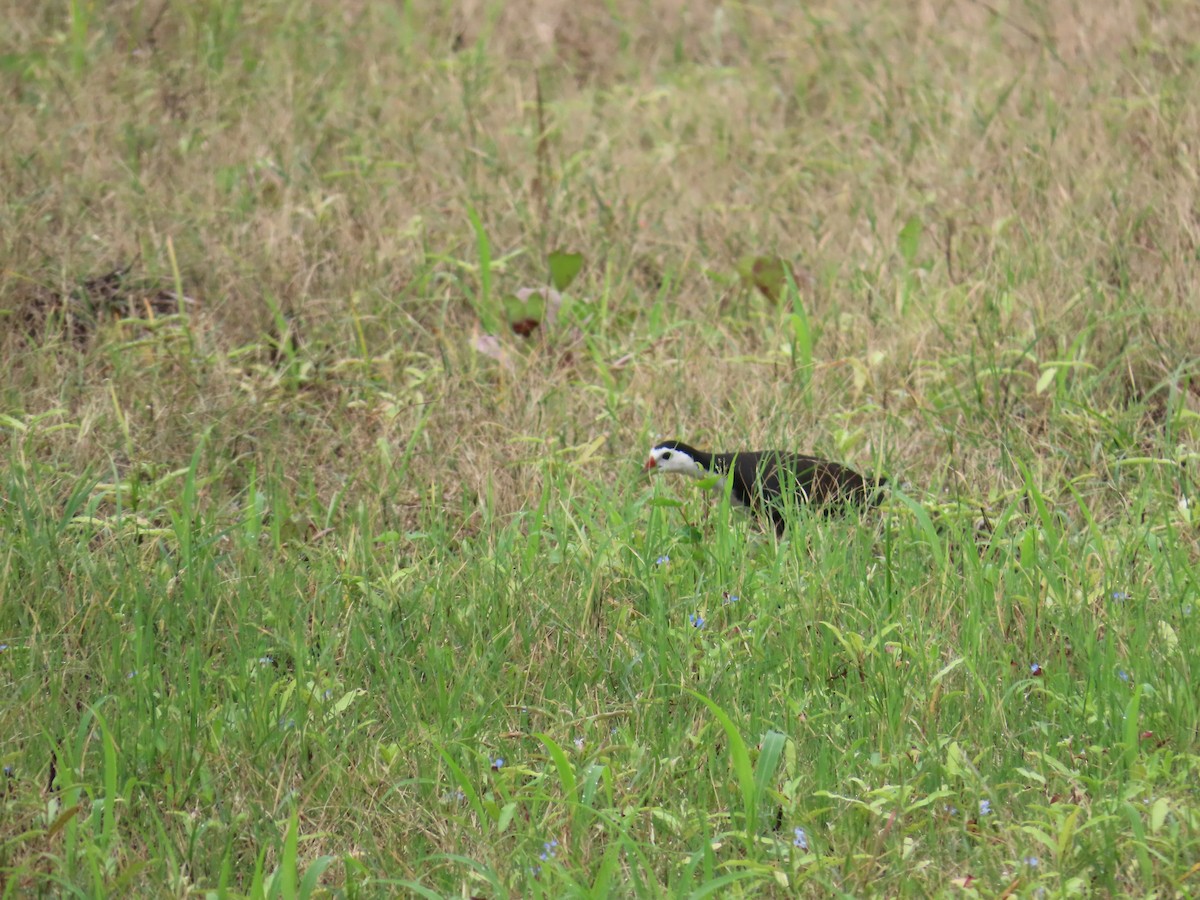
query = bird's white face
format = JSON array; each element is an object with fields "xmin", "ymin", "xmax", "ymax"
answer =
[{"xmin": 644, "ymin": 445, "xmax": 705, "ymax": 478}]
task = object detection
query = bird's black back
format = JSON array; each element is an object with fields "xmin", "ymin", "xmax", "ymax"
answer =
[{"xmin": 717, "ymin": 450, "xmax": 887, "ymax": 535}]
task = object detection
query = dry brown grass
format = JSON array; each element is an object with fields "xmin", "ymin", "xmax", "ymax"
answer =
[{"xmin": 3, "ymin": 0, "xmax": 1199, "ymax": 531}]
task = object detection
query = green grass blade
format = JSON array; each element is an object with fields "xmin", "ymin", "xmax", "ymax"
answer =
[
  {"xmin": 686, "ymin": 690, "xmax": 756, "ymax": 838},
  {"xmin": 752, "ymin": 730, "xmax": 786, "ymax": 804},
  {"xmin": 467, "ymin": 205, "xmax": 498, "ymax": 332},
  {"xmin": 533, "ymin": 732, "xmax": 577, "ymax": 799}
]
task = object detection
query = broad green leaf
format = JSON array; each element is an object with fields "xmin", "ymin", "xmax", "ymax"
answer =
[
  {"xmin": 1056, "ymin": 805, "xmax": 1080, "ymax": 858},
  {"xmin": 1156, "ymin": 620, "xmax": 1179, "ymax": 654},
  {"xmin": 496, "ymin": 801, "xmax": 518, "ymax": 833},
  {"xmin": 1149, "ymin": 797, "xmax": 1169, "ymax": 833},
  {"xmin": 944, "ymin": 741, "xmax": 964, "ymax": 779},
  {"xmin": 549, "ymin": 250, "xmax": 584, "ymax": 291},
  {"xmin": 503, "ymin": 286, "xmax": 563, "ymax": 336},
  {"xmin": 736, "ymin": 255, "xmax": 792, "ymax": 303},
  {"xmin": 329, "ymin": 688, "xmax": 365, "ymax": 716},
  {"xmin": 1018, "ymin": 825, "xmax": 1057, "ymax": 852},
  {"xmin": 503, "ymin": 292, "xmax": 544, "ymax": 337}
]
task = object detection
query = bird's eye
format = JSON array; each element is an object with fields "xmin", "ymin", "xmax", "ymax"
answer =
[{"xmin": 661, "ymin": 451, "xmax": 672, "ymax": 460}]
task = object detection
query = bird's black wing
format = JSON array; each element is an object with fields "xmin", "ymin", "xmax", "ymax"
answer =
[{"xmin": 758, "ymin": 453, "xmax": 887, "ymax": 533}]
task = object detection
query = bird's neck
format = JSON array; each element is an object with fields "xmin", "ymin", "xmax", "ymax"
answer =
[
  {"xmin": 674, "ymin": 447, "xmax": 718, "ymax": 478},
  {"xmin": 702, "ymin": 451, "xmax": 734, "ymax": 475}
]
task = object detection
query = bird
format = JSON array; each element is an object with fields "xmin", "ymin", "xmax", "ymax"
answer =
[{"xmin": 643, "ymin": 439, "xmax": 887, "ymax": 535}]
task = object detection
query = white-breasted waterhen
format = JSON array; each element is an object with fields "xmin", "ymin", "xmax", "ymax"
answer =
[{"xmin": 644, "ymin": 439, "xmax": 886, "ymax": 535}]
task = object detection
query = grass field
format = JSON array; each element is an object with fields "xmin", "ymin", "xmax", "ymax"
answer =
[{"xmin": 3, "ymin": 0, "xmax": 1200, "ymax": 896}]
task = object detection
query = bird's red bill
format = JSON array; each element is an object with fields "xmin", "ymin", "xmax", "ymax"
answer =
[{"xmin": 643, "ymin": 456, "xmax": 656, "ymax": 471}]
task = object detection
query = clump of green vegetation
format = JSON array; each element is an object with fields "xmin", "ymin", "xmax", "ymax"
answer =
[{"xmin": 2, "ymin": 1, "xmax": 1199, "ymax": 896}]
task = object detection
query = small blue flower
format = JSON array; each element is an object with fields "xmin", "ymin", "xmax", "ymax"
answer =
[
  {"xmin": 573, "ymin": 736, "xmax": 584, "ymax": 750},
  {"xmin": 656, "ymin": 555, "xmax": 670, "ymax": 566},
  {"xmin": 793, "ymin": 827, "xmax": 808, "ymax": 850},
  {"xmin": 258, "ymin": 656, "xmax": 274, "ymax": 666},
  {"xmin": 723, "ymin": 592, "xmax": 739, "ymax": 604},
  {"xmin": 322, "ymin": 689, "xmax": 333, "ymax": 701},
  {"xmin": 0, "ymin": 644, "xmax": 9, "ymax": 652},
  {"xmin": 491, "ymin": 756, "xmax": 505, "ymax": 770},
  {"xmin": 279, "ymin": 717, "xmax": 296, "ymax": 730},
  {"xmin": 945, "ymin": 804, "xmax": 958, "ymax": 817},
  {"xmin": 1029, "ymin": 662, "xmax": 1042, "ymax": 675},
  {"xmin": 539, "ymin": 839, "xmax": 559, "ymax": 861},
  {"xmin": 1111, "ymin": 591, "xmax": 1130, "ymax": 602},
  {"xmin": 1024, "ymin": 855, "xmax": 1039, "ymax": 868},
  {"xmin": 1184, "ymin": 604, "xmax": 1193, "ymax": 617},
  {"xmin": 689, "ymin": 613, "xmax": 706, "ymax": 628},
  {"xmin": 1118, "ymin": 669, "xmax": 1130, "ymax": 683},
  {"xmin": 2, "ymin": 765, "xmax": 12, "ymax": 777},
  {"xmin": 979, "ymin": 799, "xmax": 992, "ymax": 816},
  {"xmin": 126, "ymin": 670, "xmax": 138, "ymax": 679}
]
